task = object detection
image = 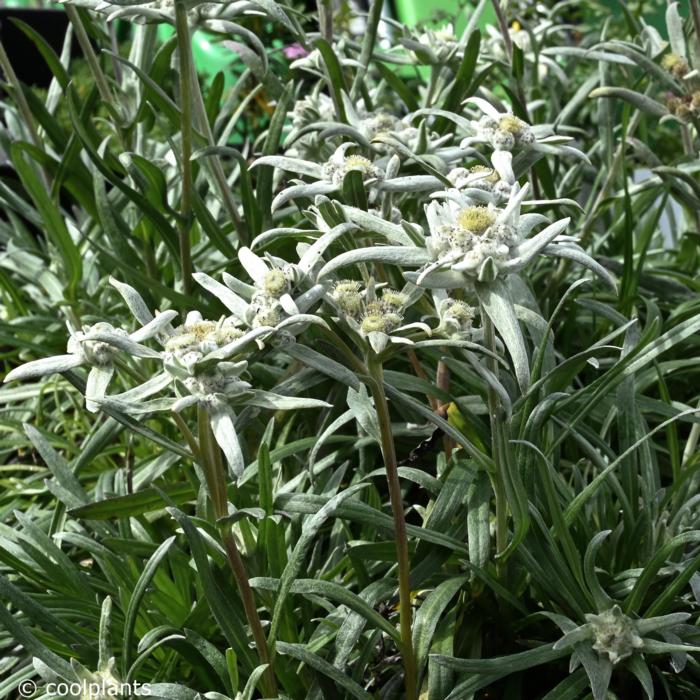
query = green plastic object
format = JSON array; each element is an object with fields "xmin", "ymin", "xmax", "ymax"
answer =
[{"xmin": 393, "ymin": 0, "xmax": 496, "ymax": 33}]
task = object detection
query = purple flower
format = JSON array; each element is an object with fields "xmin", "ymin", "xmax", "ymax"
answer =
[{"xmin": 283, "ymin": 42, "xmax": 309, "ymax": 60}]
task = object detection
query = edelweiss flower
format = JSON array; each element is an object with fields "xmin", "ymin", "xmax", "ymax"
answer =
[
  {"xmin": 551, "ymin": 604, "xmax": 700, "ymax": 700},
  {"xmin": 447, "ymin": 165, "xmax": 513, "ymax": 203},
  {"xmin": 461, "ymin": 97, "xmax": 589, "ymax": 182},
  {"xmin": 412, "ymin": 23, "xmax": 461, "ymax": 62},
  {"xmin": 328, "ymin": 279, "xmax": 429, "ymax": 354},
  {"xmin": 554, "ymin": 606, "xmax": 693, "ymax": 668},
  {"xmin": 252, "ymin": 143, "xmax": 384, "ymax": 212},
  {"xmin": 3, "ymin": 312, "xmax": 175, "ymax": 412},
  {"xmin": 473, "ymin": 110, "xmax": 536, "ymax": 153},
  {"xmin": 416, "ymin": 184, "xmax": 560, "ymax": 285},
  {"xmin": 94, "ymin": 279, "xmax": 328, "ymax": 476},
  {"xmin": 436, "ymin": 297, "xmax": 477, "ymax": 339},
  {"xmin": 322, "ymin": 145, "xmax": 383, "ymax": 186},
  {"xmin": 194, "ymin": 246, "xmax": 326, "ymax": 342}
]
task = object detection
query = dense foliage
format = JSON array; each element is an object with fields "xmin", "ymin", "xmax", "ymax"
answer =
[{"xmin": 2, "ymin": 1, "xmax": 700, "ymax": 698}]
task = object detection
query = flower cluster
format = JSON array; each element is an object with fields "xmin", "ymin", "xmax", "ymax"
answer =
[{"xmin": 329, "ymin": 279, "xmax": 429, "ymax": 354}]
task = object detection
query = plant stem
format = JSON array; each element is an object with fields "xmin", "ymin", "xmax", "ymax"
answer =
[
  {"xmin": 436, "ymin": 360, "xmax": 453, "ymax": 459},
  {"xmin": 196, "ymin": 407, "xmax": 277, "ymax": 697},
  {"xmin": 350, "ymin": 0, "xmax": 384, "ymax": 100},
  {"xmin": 220, "ymin": 530, "xmax": 277, "ymax": 697},
  {"xmin": 482, "ymin": 312, "xmax": 508, "ymax": 563},
  {"xmin": 491, "ymin": 1, "xmax": 512, "ymax": 60},
  {"xmin": 64, "ymin": 6, "xmax": 128, "ymax": 151},
  {"xmin": 186, "ymin": 58, "xmax": 246, "ymax": 244},
  {"xmin": 175, "ymin": 1, "xmax": 194, "ymax": 296},
  {"xmin": 0, "ymin": 41, "xmax": 42, "ymax": 150},
  {"xmin": 317, "ymin": 0, "xmax": 333, "ymax": 44},
  {"xmin": 65, "ymin": 7, "xmax": 113, "ymax": 105},
  {"xmin": 366, "ymin": 355, "xmax": 417, "ymax": 700}
]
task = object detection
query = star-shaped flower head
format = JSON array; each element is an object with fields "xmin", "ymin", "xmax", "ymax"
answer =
[
  {"xmin": 252, "ymin": 143, "xmax": 384, "ymax": 212},
  {"xmin": 99, "ymin": 279, "xmax": 328, "ymax": 477},
  {"xmin": 461, "ymin": 97, "xmax": 589, "ymax": 183},
  {"xmin": 194, "ymin": 246, "xmax": 326, "ymax": 342},
  {"xmin": 328, "ymin": 278, "xmax": 430, "ymax": 354},
  {"xmin": 3, "ymin": 309, "xmax": 176, "ymax": 412},
  {"xmin": 402, "ymin": 23, "xmax": 462, "ymax": 63}
]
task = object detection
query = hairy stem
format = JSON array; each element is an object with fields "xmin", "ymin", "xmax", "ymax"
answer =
[
  {"xmin": 186, "ymin": 58, "xmax": 246, "ymax": 244},
  {"xmin": 491, "ymin": 1, "xmax": 513, "ymax": 60},
  {"xmin": 64, "ymin": 6, "xmax": 127, "ymax": 150},
  {"xmin": 367, "ymin": 355, "xmax": 417, "ymax": 700},
  {"xmin": 196, "ymin": 407, "xmax": 277, "ymax": 697},
  {"xmin": 482, "ymin": 312, "xmax": 508, "ymax": 563},
  {"xmin": 220, "ymin": 530, "xmax": 277, "ymax": 697},
  {"xmin": 175, "ymin": 1, "xmax": 194, "ymax": 296}
]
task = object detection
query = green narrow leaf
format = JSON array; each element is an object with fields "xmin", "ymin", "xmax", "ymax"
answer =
[
  {"xmin": 269, "ymin": 484, "xmax": 368, "ymax": 643},
  {"xmin": 10, "ymin": 142, "xmax": 82, "ymax": 297},
  {"xmin": 413, "ymin": 576, "xmax": 467, "ymax": 681},
  {"xmin": 257, "ymin": 83, "xmax": 293, "ymax": 228},
  {"xmin": 475, "ymin": 279, "xmax": 530, "ymax": 392},
  {"xmin": 251, "ymin": 577, "xmax": 401, "ymax": 643},
  {"xmin": 122, "ymin": 536, "xmax": 176, "ymax": 675},
  {"xmin": 167, "ymin": 507, "xmax": 257, "ymax": 671},
  {"xmin": 11, "ymin": 18, "xmax": 70, "ymax": 90},
  {"xmin": 313, "ymin": 38, "xmax": 349, "ymax": 121},
  {"xmin": 277, "ymin": 642, "xmax": 373, "ymax": 700}
]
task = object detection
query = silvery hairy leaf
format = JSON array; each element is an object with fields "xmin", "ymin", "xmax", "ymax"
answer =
[
  {"xmin": 209, "ymin": 405, "xmax": 246, "ymax": 478},
  {"xmin": 85, "ymin": 365, "xmax": 114, "ymax": 413},
  {"xmin": 475, "ymin": 279, "xmax": 531, "ymax": 392},
  {"xmin": 4, "ymin": 355, "xmax": 84, "ymax": 383},
  {"xmin": 318, "ymin": 247, "xmax": 431, "ymax": 279}
]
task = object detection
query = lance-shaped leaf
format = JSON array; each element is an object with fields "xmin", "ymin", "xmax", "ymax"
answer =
[
  {"xmin": 86, "ymin": 365, "xmax": 114, "ymax": 413},
  {"xmin": 209, "ymin": 405, "xmax": 246, "ymax": 478},
  {"xmin": 129, "ymin": 310, "xmax": 178, "ymax": 342},
  {"xmin": 272, "ymin": 181, "xmax": 337, "ymax": 212},
  {"xmin": 298, "ymin": 223, "xmax": 358, "ymax": 274},
  {"xmin": 109, "ymin": 277, "xmax": 154, "ymax": 325},
  {"xmin": 193, "ymin": 272, "xmax": 249, "ymax": 319},
  {"xmin": 318, "ymin": 246, "xmax": 431, "ymax": 279},
  {"xmin": 496, "ymin": 217, "xmax": 571, "ymax": 274},
  {"xmin": 589, "ymin": 87, "xmax": 669, "ymax": 117},
  {"xmin": 250, "ymin": 155, "xmax": 324, "ymax": 179},
  {"xmin": 666, "ymin": 2, "xmax": 687, "ymax": 57},
  {"xmin": 4, "ymin": 354, "xmax": 84, "ymax": 382},
  {"xmin": 476, "ymin": 279, "xmax": 531, "ymax": 392},
  {"xmin": 543, "ymin": 244, "xmax": 617, "ymax": 292},
  {"xmin": 246, "ymin": 391, "xmax": 331, "ymax": 411},
  {"xmin": 84, "ymin": 330, "xmax": 161, "ymax": 358}
]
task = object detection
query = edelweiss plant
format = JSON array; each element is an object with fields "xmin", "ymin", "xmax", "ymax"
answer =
[{"xmin": 2, "ymin": 1, "xmax": 700, "ymax": 700}]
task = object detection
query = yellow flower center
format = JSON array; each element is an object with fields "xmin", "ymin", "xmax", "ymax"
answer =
[
  {"xmin": 662, "ymin": 53, "xmax": 683, "ymax": 70},
  {"xmin": 445, "ymin": 301, "xmax": 475, "ymax": 324},
  {"xmin": 344, "ymin": 155, "xmax": 373, "ymax": 173},
  {"xmin": 457, "ymin": 206, "xmax": 496, "ymax": 234},
  {"xmin": 498, "ymin": 115, "xmax": 525, "ymax": 134},
  {"xmin": 381, "ymin": 289, "xmax": 406, "ymax": 310},
  {"xmin": 262, "ymin": 269, "xmax": 287, "ymax": 297},
  {"xmin": 190, "ymin": 321, "xmax": 217, "ymax": 341},
  {"xmin": 361, "ymin": 315, "xmax": 386, "ymax": 334}
]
